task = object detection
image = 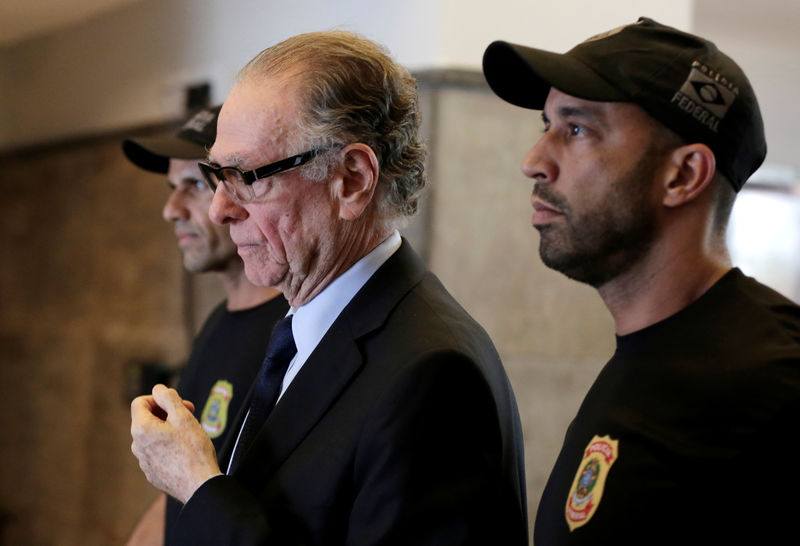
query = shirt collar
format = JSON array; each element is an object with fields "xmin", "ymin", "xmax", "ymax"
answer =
[{"xmin": 289, "ymin": 230, "xmax": 401, "ymax": 364}]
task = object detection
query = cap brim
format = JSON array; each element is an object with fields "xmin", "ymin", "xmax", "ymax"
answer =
[
  {"xmin": 482, "ymin": 40, "xmax": 627, "ymax": 109},
  {"xmin": 122, "ymin": 136, "xmax": 209, "ymax": 174}
]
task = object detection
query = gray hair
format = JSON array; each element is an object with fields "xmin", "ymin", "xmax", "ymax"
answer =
[{"xmin": 238, "ymin": 31, "xmax": 427, "ymax": 227}]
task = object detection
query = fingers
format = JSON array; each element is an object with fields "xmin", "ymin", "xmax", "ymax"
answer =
[
  {"xmin": 151, "ymin": 384, "xmax": 182, "ymax": 412},
  {"xmin": 128, "ymin": 385, "xmax": 222, "ymax": 502},
  {"xmin": 131, "ymin": 395, "xmax": 161, "ymax": 453},
  {"xmin": 150, "ymin": 385, "xmax": 187, "ymax": 421},
  {"xmin": 150, "ymin": 385, "xmax": 199, "ymax": 427},
  {"xmin": 130, "ymin": 386, "xmax": 195, "ymax": 432},
  {"xmin": 131, "ymin": 395, "xmax": 164, "ymax": 422}
]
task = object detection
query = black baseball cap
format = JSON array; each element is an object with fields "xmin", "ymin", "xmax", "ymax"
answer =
[
  {"xmin": 122, "ymin": 105, "xmax": 221, "ymax": 174},
  {"xmin": 482, "ymin": 17, "xmax": 766, "ymax": 191}
]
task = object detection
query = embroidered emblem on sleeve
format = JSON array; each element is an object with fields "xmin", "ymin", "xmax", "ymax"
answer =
[
  {"xmin": 565, "ymin": 434, "xmax": 619, "ymax": 531},
  {"xmin": 200, "ymin": 380, "xmax": 233, "ymax": 439}
]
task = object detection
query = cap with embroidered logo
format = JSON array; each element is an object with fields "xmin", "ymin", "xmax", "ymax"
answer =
[
  {"xmin": 482, "ymin": 17, "xmax": 766, "ymax": 191},
  {"xmin": 122, "ymin": 105, "xmax": 221, "ymax": 174}
]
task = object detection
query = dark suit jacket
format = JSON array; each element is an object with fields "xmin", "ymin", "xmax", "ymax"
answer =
[{"xmin": 172, "ymin": 241, "xmax": 528, "ymax": 545}]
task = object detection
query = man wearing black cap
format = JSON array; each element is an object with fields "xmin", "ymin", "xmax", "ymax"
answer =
[
  {"xmin": 484, "ymin": 17, "xmax": 800, "ymax": 543},
  {"xmin": 123, "ymin": 107, "xmax": 288, "ymax": 545}
]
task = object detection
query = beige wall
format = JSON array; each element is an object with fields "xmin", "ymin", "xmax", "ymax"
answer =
[
  {"xmin": 0, "ymin": 132, "xmax": 191, "ymax": 543},
  {"xmin": 0, "ymin": 0, "xmax": 690, "ymax": 153},
  {"xmin": 419, "ymin": 76, "xmax": 615, "ymax": 523}
]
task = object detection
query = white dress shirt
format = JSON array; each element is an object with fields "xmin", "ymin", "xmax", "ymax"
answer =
[
  {"xmin": 226, "ymin": 230, "xmax": 401, "ymax": 474},
  {"xmin": 281, "ymin": 230, "xmax": 401, "ymax": 398}
]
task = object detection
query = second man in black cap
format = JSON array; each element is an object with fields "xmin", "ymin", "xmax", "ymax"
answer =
[
  {"xmin": 484, "ymin": 16, "xmax": 800, "ymax": 544},
  {"xmin": 123, "ymin": 106, "xmax": 288, "ymax": 545}
]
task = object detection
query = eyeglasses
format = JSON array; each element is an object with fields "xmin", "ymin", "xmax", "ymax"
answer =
[{"xmin": 199, "ymin": 149, "xmax": 325, "ymax": 202}]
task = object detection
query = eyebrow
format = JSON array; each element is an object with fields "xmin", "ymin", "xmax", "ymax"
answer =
[
  {"xmin": 205, "ymin": 152, "xmax": 247, "ymax": 169},
  {"xmin": 543, "ymin": 104, "xmax": 609, "ymax": 131},
  {"xmin": 178, "ymin": 168, "xmax": 202, "ymax": 178}
]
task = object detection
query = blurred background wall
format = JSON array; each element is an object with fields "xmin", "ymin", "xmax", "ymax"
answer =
[{"xmin": 1, "ymin": 1, "xmax": 798, "ymax": 544}]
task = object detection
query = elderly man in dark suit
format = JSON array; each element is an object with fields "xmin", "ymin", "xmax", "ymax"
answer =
[{"xmin": 130, "ymin": 31, "xmax": 528, "ymax": 545}]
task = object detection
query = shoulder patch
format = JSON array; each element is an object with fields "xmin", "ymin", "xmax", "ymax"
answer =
[
  {"xmin": 200, "ymin": 380, "xmax": 234, "ymax": 439},
  {"xmin": 565, "ymin": 434, "xmax": 619, "ymax": 531}
]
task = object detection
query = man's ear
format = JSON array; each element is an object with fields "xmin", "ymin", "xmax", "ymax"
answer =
[
  {"xmin": 333, "ymin": 143, "xmax": 380, "ymax": 220},
  {"xmin": 662, "ymin": 143, "xmax": 716, "ymax": 208}
]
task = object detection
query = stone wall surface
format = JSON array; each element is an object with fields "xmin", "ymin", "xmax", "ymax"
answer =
[{"xmin": 0, "ymin": 131, "xmax": 203, "ymax": 544}]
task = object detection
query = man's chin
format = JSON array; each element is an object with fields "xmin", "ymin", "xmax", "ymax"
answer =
[
  {"xmin": 183, "ymin": 250, "xmax": 237, "ymax": 274},
  {"xmin": 182, "ymin": 255, "xmax": 210, "ymax": 274},
  {"xmin": 539, "ymin": 246, "xmax": 626, "ymax": 288},
  {"xmin": 537, "ymin": 231, "xmax": 569, "ymax": 267},
  {"xmin": 538, "ymin": 242, "xmax": 596, "ymax": 286},
  {"xmin": 243, "ymin": 261, "xmax": 287, "ymax": 289}
]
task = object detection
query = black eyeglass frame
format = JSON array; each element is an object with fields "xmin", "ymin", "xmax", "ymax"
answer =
[{"xmin": 199, "ymin": 149, "xmax": 326, "ymax": 194}]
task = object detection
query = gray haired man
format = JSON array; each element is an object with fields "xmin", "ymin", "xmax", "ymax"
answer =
[{"xmin": 131, "ymin": 31, "xmax": 528, "ymax": 545}]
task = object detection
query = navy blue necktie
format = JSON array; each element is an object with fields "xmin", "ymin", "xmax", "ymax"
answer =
[{"xmin": 230, "ymin": 315, "xmax": 296, "ymax": 472}]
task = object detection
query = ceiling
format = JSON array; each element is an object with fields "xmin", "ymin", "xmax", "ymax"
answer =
[
  {"xmin": 0, "ymin": 0, "xmax": 143, "ymax": 46},
  {"xmin": 2, "ymin": 0, "xmax": 798, "ymax": 47}
]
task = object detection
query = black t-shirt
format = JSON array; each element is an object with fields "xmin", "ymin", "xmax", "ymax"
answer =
[
  {"xmin": 534, "ymin": 269, "xmax": 800, "ymax": 544},
  {"xmin": 165, "ymin": 295, "xmax": 289, "ymax": 542}
]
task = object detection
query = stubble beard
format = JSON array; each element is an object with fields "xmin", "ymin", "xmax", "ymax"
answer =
[
  {"xmin": 535, "ymin": 158, "xmax": 660, "ymax": 289},
  {"xmin": 182, "ymin": 240, "xmax": 239, "ymax": 274}
]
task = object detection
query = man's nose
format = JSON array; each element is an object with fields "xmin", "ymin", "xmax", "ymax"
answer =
[
  {"xmin": 209, "ymin": 183, "xmax": 247, "ymax": 225},
  {"xmin": 162, "ymin": 189, "xmax": 189, "ymax": 222},
  {"xmin": 521, "ymin": 134, "xmax": 558, "ymax": 184}
]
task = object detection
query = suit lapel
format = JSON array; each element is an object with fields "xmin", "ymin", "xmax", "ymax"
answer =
[{"xmin": 234, "ymin": 240, "xmax": 427, "ymax": 484}]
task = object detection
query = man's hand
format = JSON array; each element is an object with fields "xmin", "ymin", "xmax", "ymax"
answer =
[{"xmin": 131, "ymin": 384, "xmax": 223, "ymax": 504}]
